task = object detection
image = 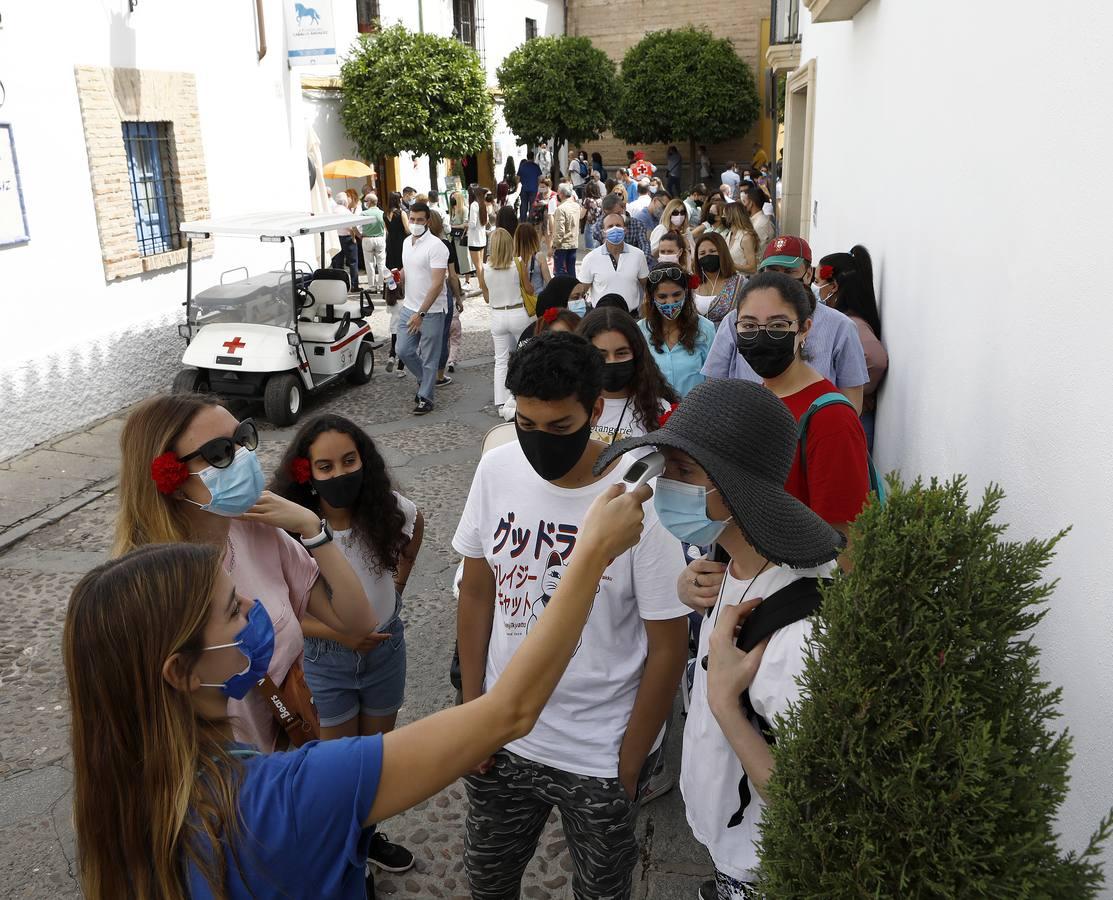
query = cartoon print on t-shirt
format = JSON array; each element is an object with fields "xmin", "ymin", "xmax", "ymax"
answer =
[{"xmin": 525, "ymin": 550, "xmax": 587, "ymax": 655}]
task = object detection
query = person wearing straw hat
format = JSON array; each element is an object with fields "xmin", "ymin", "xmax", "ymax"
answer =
[{"xmin": 593, "ymin": 378, "xmax": 845, "ymax": 900}]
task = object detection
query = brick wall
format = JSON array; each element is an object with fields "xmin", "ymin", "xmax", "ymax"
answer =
[
  {"xmin": 74, "ymin": 66, "xmax": 213, "ymax": 281},
  {"xmin": 566, "ymin": 0, "xmax": 770, "ymax": 190}
]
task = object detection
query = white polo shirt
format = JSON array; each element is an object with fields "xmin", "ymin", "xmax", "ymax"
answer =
[
  {"xmin": 578, "ymin": 243, "xmax": 649, "ymax": 311},
  {"xmin": 400, "ymin": 231, "xmax": 449, "ymax": 315}
]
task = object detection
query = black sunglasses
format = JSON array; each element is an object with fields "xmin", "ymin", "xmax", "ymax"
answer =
[
  {"xmin": 647, "ymin": 266, "xmax": 684, "ymax": 285},
  {"xmin": 180, "ymin": 419, "xmax": 259, "ymax": 469}
]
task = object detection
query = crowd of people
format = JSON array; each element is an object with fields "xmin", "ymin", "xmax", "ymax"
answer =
[{"xmin": 62, "ymin": 143, "xmax": 892, "ymax": 900}]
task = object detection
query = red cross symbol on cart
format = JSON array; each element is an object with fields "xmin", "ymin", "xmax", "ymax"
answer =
[{"xmin": 222, "ymin": 336, "xmax": 246, "ymax": 354}]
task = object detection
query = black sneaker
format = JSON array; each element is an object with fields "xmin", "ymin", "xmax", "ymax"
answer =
[
  {"xmin": 446, "ymin": 363, "xmax": 455, "ymax": 373},
  {"xmin": 436, "ymin": 375, "xmax": 453, "ymax": 387},
  {"xmin": 367, "ymin": 832, "xmax": 415, "ymax": 873},
  {"xmin": 413, "ymin": 399, "xmax": 434, "ymax": 416},
  {"xmin": 698, "ymin": 879, "xmax": 716, "ymax": 900}
]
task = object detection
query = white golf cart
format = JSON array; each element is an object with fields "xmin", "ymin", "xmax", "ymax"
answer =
[{"xmin": 173, "ymin": 212, "xmax": 381, "ymax": 426}]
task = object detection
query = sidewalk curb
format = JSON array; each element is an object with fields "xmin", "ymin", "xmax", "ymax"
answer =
[{"xmin": 0, "ymin": 477, "xmax": 118, "ymax": 555}]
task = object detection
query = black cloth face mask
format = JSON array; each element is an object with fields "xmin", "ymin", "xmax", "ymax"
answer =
[
  {"xmin": 698, "ymin": 254, "xmax": 721, "ymax": 273},
  {"xmin": 602, "ymin": 360, "xmax": 636, "ymax": 392},
  {"xmin": 736, "ymin": 332, "xmax": 798, "ymax": 379},
  {"xmin": 312, "ymin": 468, "xmax": 364, "ymax": 509},
  {"xmin": 515, "ymin": 418, "xmax": 593, "ymax": 482}
]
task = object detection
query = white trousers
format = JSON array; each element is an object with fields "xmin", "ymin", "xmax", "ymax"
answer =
[
  {"xmin": 362, "ymin": 236, "xmax": 386, "ymax": 289},
  {"xmin": 490, "ymin": 306, "xmax": 533, "ymax": 406}
]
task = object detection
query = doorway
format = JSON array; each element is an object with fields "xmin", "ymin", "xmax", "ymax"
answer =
[{"xmin": 782, "ymin": 59, "xmax": 816, "ymax": 240}]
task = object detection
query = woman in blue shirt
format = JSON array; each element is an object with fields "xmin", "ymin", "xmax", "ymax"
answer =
[
  {"xmin": 638, "ymin": 260, "xmax": 717, "ymax": 398},
  {"xmin": 63, "ymin": 490, "xmax": 650, "ymax": 900}
]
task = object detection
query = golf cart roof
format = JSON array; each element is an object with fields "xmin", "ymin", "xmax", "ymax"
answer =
[{"xmin": 180, "ymin": 212, "xmax": 360, "ymax": 240}]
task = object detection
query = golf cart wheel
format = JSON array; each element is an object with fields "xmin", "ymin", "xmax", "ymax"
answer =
[
  {"xmin": 264, "ymin": 373, "xmax": 303, "ymax": 426},
  {"xmin": 347, "ymin": 341, "xmax": 374, "ymax": 385},
  {"xmin": 172, "ymin": 368, "xmax": 208, "ymax": 394}
]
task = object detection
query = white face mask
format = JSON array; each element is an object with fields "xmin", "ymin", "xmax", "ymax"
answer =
[
  {"xmin": 658, "ymin": 253, "xmax": 680, "ymax": 264},
  {"xmin": 411, "ymin": 223, "xmax": 427, "ymax": 237},
  {"xmin": 670, "ymin": 214, "xmax": 686, "ymax": 227}
]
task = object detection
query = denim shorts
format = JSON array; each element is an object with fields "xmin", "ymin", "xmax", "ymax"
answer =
[{"xmin": 303, "ymin": 616, "xmax": 406, "ymax": 726}]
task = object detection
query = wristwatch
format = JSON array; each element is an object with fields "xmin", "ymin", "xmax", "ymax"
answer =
[
  {"xmin": 418, "ymin": 311, "xmax": 427, "ymax": 318},
  {"xmin": 300, "ymin": 518, "xmax": 333, "ymax": 550}
]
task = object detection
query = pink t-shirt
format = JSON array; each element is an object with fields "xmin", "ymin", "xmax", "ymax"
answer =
[{"xmin": 225, "ymin": 518, "xmax": 318, "ymax": 751}]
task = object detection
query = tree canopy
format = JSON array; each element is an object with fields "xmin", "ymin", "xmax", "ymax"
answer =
[
  {"xmin": 612, "ymin": 28, "xmax": 759, "ymax": 152},
  {"xmin": 497, "ymin": 35, "xmax": 617, "ymax": 166},
  {"xmin": 340, "ymin": 24, "xmax": 493, "ymax": 190}
]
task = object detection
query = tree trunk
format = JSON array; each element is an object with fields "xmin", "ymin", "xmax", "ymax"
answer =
[
  {"xmin": 428, "ymin": 155, "xmax": 440, "ymax": 200},
  {"xmin": 688, "ymin": 137, "xmax": 698, "ymax": 191},
  {"xmin": 553, "ymin": 134, "xmax": 562, "ymax": 182}
]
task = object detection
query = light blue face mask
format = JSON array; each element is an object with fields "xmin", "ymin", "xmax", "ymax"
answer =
[
  {"xmin": 654, "ymin": 477, "xmax": 733, "ymax": 546},
  {"xmin": 569, "ymin": 298, "xmax": 588, "ymax": 317},
  {"xmin": 191, "ymin": 446, "xmax": 265, "ymax": 517},
  {"xmin": 605, "ymin": 226, "xmax": 626, "ymax": 245}
]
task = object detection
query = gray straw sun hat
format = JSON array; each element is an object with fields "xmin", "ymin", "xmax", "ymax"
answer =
[{"xmin": 593, "ymin": 379, "xmax": 846, "ymax": 568}]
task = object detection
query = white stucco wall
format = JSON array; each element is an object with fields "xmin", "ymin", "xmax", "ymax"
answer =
[
  {"xmin": 0, "ymin": 2, "xmax": 308, "ymax": 459},
  {"xmin": 799, "ymin": 2, "xmax": 1113, "ymax": 883}
]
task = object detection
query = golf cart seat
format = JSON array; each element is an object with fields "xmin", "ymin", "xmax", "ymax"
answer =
[{"xmin": 302, "ymin": 268, "xmax": 363, "ymax": 324}]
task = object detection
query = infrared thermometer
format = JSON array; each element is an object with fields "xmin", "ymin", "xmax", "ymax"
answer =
[{"xmin": 620, "ymin": 451, "xmax": 665, "ymax": 493}]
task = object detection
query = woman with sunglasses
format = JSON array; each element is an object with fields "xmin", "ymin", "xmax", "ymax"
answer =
[
  {"xmin": 113, "ymin": 394, "xmax": 375, "ymax": 753},
  {"xmin": 577, "ymin": 306, "xmax": 678, "ymax": 446},
  {"xmin": 639, "ymin": 260, "xmax": 717, "ymax": 399}
]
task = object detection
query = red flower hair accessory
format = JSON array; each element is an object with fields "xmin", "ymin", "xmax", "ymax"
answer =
[
  {"xmin": 658, "ymin": 402, "xmax": 680, "ymax": 428},
  {"xmin": 542, "ymin": 307, "xmax": 560, "ymax": 323},
  {"xmin": 151, "ymin": 452, "xmax": 191, "ymax": 495},
  {"xmin": 818, "ymin": 264, "xmax": 835, "ymax": 282},
  {"xmin": 688, "ymin": 273, "xmax": 701, "ymax": 291},
  {"xmin": 290, "ymin": 457, "xmax": 312, "ymax": 485}
]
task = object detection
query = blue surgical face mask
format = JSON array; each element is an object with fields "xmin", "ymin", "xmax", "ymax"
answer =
[
  {"xmin": 654, "ymin": 477, "xmax": 733, "ymax": 546},
  {"xmin": 605, "ymin": 226, "xmax": 626, "ymax": 245},
  {"xmin": 568, "ymin": 298, "xmax": 588, "ymax": 317},
  {"xmin": 191, "ymin": 446, "xmax": 265, "ymax": 517},
  {"xmin": 199, "ymin": 601, "xmax": 275, "ymax": 699}
]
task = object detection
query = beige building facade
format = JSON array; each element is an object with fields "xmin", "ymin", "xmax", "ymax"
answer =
[{"xmin": 566, "ymin": 0, "xmax": 773, "ymax": 186}]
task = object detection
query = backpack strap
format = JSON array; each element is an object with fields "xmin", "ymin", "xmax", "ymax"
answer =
[
  {"xmin": 724, "ymin": 577, "xmax": 822, "ymax": 828},
  {"xmin": 797, "ymin": 392, "xmax": 887, "ymax": 504},
  {"xmin": 735, "ymin": 577, "xmax": 822, "ymax": 651}
]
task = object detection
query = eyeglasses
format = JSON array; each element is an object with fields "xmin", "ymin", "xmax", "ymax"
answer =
[
  {"xmin": 647, "ymin": 266, "xmax": 684, "ymax": 284},
  {"xmin": 180, "ymin": 419, "xmax": 259, "ymax": 468},
  {"xmin": 736, "ymin": 320, "xmax": 798, "ymax": 341}
]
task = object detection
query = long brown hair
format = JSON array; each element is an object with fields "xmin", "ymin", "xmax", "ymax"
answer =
[
  {"xmin": 642, "ymin": 266, "xmax": 702, "ymax": 354},
  {"xmin": 65, "ymin": 543, "xmax": 245, "ymax": 899},
  {"xmin": 577, "ymin": 307, "xmax": 678, "ymax": 432},
  {"xmin": 514, "ymin": 222, "xmax": 541, "ymax": 260},
  {"xmin": 722, "ymin": 201, "xmax": 758, "ymax": 239},
  {"xmin": 113, "ymin": 394, "xmax": 224, "ymax": 557},
  {"xmin": 694, "ymin": 231, "xmax": 739, "ymax": 282},
  {"xmin": 470, "ymin": 185, "xmax": 488, "ymax": 226}
]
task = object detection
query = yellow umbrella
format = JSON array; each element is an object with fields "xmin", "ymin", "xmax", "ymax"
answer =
[{"xmin": 323, "ymin": 159, "xmax": 374, "ymax": 179}]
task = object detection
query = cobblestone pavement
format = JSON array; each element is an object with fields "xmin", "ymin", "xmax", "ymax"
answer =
[{"xmin": 0, "ymin": 299, "xmax": 713, "ymax": 898}]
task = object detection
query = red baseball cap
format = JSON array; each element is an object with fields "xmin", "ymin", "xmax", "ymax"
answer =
[{"xmin": 759, "ymin": 235, "xmax": 813, "ymax": 270}]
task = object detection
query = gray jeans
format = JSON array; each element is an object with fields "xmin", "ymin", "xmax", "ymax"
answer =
[
  {"xmin": 464, "ymin": 747, "xmax": 659, "ymax": 900},
  {"xmin": 394, "ymin": 309, "xmax": 445, "ymax": 404}
]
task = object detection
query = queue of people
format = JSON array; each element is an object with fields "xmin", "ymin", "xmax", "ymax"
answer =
[{"xmin": 62, "ymin": 143, "xmax": 892, "ymax": 900}]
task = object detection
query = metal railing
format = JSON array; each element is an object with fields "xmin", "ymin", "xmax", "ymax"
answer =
[{"xmin": 770, "ymin": 0, "xmax": 800, "ymax": 44}]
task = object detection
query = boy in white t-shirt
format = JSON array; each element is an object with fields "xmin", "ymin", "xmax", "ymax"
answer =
[
  {"xmin": 453, "ymin": 332, "xmax": 689, "ymax": 899},
  {"xmin": 593, "ymin": 379, "xmax": 846, "ymax": 900}
]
